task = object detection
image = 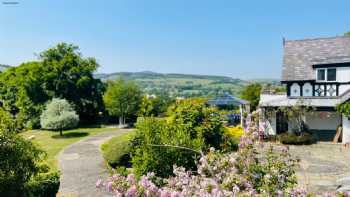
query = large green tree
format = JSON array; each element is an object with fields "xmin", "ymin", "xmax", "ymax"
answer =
[
  {"xmin": 240, "ymin": 83, "xmax": 262, "ymax": 110},
  {"xmin": 103, "ymin": 78, "xmax": 142, "ymax": 127},
  {"xmin": 0, "ymin": 43, "xmax": 104, "ymax": 127},
  {"xmin": 0, "ymin": 61, "xmax": 48, "ymax": 128},
  {"xmin": 39, "ymin": 43, "xmax": 104, "ymax": 123},
  {"xmin": 138, "ymin": 93, "xmax": 173, "ymax": 117}
]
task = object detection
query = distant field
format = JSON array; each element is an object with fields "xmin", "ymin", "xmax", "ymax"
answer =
[{"xmin": 96, "ymin": 71, "xmax": 281, "ymax": 98}]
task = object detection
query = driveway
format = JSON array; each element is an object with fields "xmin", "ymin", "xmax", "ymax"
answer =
[
  {"xmin": 287, "ymin": 143, "xmax": 350, "ymax": 194},
  {"xmin": 57, "ymin": 129, "xmax": 132, "ymax": 197}
]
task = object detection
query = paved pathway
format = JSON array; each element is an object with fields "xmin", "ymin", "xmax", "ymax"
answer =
[
  {"xmin": 57, "ymin": 129, "xmax": 132, "ymax": 197},
  {"xmin": 288, "ymin": 143, "xmax": 350, "ymax": 194}
]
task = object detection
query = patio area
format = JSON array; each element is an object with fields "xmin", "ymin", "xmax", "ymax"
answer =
[{"xmin": 287, "ymin": 143, "xmax": 350, "ymax": 193}]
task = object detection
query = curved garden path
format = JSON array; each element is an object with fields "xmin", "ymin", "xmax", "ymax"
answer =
[{"xmin": 57, "ymin": 129, "xmax": 132, "ymax": 197}]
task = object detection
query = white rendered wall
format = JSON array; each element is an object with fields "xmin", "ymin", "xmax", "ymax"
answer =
[
  {"xmin": 336, "ymin": 67, "xmax": 350, "ymax": 82},
  {"xmin": 343, "ymin": 115, "xmax": 350, "ymax": 144},
  {"xmin": 339, "ymin": 84, "xmax": 350, "ymax": 95}
]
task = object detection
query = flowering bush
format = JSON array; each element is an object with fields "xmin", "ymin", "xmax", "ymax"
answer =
[
  {"xmin": 97, "ymin": 114, "xmax": 349, "ymax": 196},
  {"xmin": 132, "ymin": 100, "xmax": 227, "ymax": 178},
  {"xmin": 225, "ymin": 126, "xmax": 244, "ymax": 139}
]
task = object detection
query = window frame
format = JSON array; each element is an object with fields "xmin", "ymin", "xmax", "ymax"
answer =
[
  {"xmin": 316, "ymin": 68, "xmax": 336, "ymax": 82},
  {"xmin": 316, "ymin": 68, "xmax": 326, "ymax": 81},
  {"xmin": 326, "ymin": 68, "xmax": 337, "ymax": 82}
]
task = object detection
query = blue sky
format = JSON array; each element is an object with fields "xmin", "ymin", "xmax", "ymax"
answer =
[{"xmin": 1, "ymin": 0, "xmax": 350, "ymax": 79}]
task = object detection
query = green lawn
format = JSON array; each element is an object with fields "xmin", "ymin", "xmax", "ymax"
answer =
[{"xmin": 21, "ymin": 127, "xmax": 119, "ymax": 170}]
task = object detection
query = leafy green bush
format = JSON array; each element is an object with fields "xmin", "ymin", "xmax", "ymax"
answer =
[
  {"xmin": 0, "ymin": 131, "xmax": 46, "ymax": 196},
  {"xmin": 278, "ymin": 132, "xmax": 317, "ymax": 145},
  {"xmin": 132, "ymin": 99, "xmax": 226, "ymax": 178},
  {"xmin": 132, "ymin": 117, "xmax": 203, "ymax": 178},
  {"xmin": 40, "ymin": 98, "xmax": 79, "ymax": 136},
  {"xmin": 25, "ymin": 171, "xmax": 60, "ymax": 197},
  {"xmin": 167, "ymin": 99, "xmax": 225, "ymax": 149},
  {"xmin": 0, "ymin": 108, "xmax": 20, "ymax": 133},
  {"xmin": 336, "ymin": 101, "xmax": 350, "ymax": 118},
  {"xmin": 101, "ymin": 132, "xmax": 135, "ymax": 168}
]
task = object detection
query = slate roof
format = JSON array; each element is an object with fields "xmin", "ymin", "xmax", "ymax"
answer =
[{"xmin": 282, "ymin": 36, "xmax": 350, "ymax": 81}]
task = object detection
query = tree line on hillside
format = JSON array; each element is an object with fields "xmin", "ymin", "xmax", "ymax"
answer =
[
  {"xmin": 0, "ymin": 43, "xmax": 174, "ymax": 131},
  {"xmin": 0, "ymin": 42, "xmax": 284, "ymax": 131}
]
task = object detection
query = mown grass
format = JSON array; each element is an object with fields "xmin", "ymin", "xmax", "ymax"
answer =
[{"xmin": 21, "ymin": 127, "xmax": 119, "ymax": 170}]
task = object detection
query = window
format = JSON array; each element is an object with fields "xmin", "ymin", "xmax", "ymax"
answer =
[
  {"xmin": 316, "ymin": 68, "xmax": 336, "ymax": 82},
  {"xmin": 317, "ymin": 69, "xmax": 325, "ymax": 81},
  {"xmin": 327, "ymin": 68, "xmax": 336, "ymax": 81}
]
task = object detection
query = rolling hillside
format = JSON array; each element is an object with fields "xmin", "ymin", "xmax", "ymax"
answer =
[{"xmin": 96, "ymin": 71, "xmax": 281, "ymax": 98}]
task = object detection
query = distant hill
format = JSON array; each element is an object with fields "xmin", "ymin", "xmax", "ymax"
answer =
[
  {"xmin": 0, "ymin": 64, "xmax": 10, "ymax": 72},
  {"xmin": 96, "ymin": 71, "xmax": 281, "ymax": 98}
]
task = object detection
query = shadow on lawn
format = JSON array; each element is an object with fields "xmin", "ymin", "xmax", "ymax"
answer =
[{"xmin": 52, "ymin": 132, "xmax": 88, "ymax": 139}]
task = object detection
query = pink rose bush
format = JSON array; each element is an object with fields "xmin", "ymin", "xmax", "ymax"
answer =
[{"xmin": 97, "ymin": 114, "xmax": 349, "ymax": 196}]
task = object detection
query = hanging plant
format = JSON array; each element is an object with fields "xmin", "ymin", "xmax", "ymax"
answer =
[{"xmin": 336, "ymin": 101, "xmax": 350, "ymax": 118}]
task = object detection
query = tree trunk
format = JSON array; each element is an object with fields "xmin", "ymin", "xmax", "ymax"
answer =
[
  {"xmin": 60, "ymin": 129, "xmax": 63, "ymax": 136},
  {"xmin": 119, "ymin": 116, "xmax": 124, "ymax": 128}
]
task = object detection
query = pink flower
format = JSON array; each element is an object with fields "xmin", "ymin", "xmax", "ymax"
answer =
[
  {"xmin": 107, "ymin": 181, "xmax": 113, "ymax": 192},
  {"xmin": 95, "ymin": 179, "xmax": 103, "ymax": 188},
  {"xmin": 127, "ymin": 174, "xmax": 136, "ymax": 185},
  {"xmin": 160, "ymin": 189, "xmax": 172, "ymax": 197},
  {"xmin": 126, "ymin": 185, "xmax": 138, "ymax": 197},
  {"xmin": 170, "ymin": 191, "xmax": 182, "ymax": 197}
]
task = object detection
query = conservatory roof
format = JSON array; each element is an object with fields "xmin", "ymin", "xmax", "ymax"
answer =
[{"xmin": 207, "ymin": 94, "xmax": 249, "ymax": 106}]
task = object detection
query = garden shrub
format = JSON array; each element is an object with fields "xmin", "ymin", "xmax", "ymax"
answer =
[
  {"xmin": 132, "ymin": 117, "xmax": 204, "ymax": 178},
  {"xmin": 25, "ymin": 116, "xmax": 41, "ymax": 130},
  {"xmin": 0, "ymin": 131, "xmax": 46, "ymax": 196},
  {"xmin": 40, "ymin": 98, "xmax": 79, "ymax": 136},
  {"xmin": 102, "ymin": 132, "xmax": 135, "ymax": 168},
  {"xmin": 219, "ymin": 126, "xmax": 243, "ymax": 151},
  {"xmin": 132, "ymin": 100, "xmax": 227, "ymax": 178},
  {"xmin": 0, "ymin": 108, "xmax": 21, "ymax": 133},
  {"xmin": 25, "ymin": 171, "xmax": 60, "ymax": 197},
  {"xmin": 278, "ymin": 132, "xmax": 317, "ymax": 145},
  {"xmin": 166, "ymin": 99, "xmax": 224, "ymax": 150},
  {"xmin": 225, "ymin": 126, "xmax": 244, "ymax": 139},
  {"xmin": 97, "ymin": 114, "xmax": 304, "ymax": 196}
]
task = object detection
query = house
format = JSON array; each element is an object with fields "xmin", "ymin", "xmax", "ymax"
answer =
[{"xmin": 259, "ymin": 36, "xmax": 350, "ymax": 143}]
